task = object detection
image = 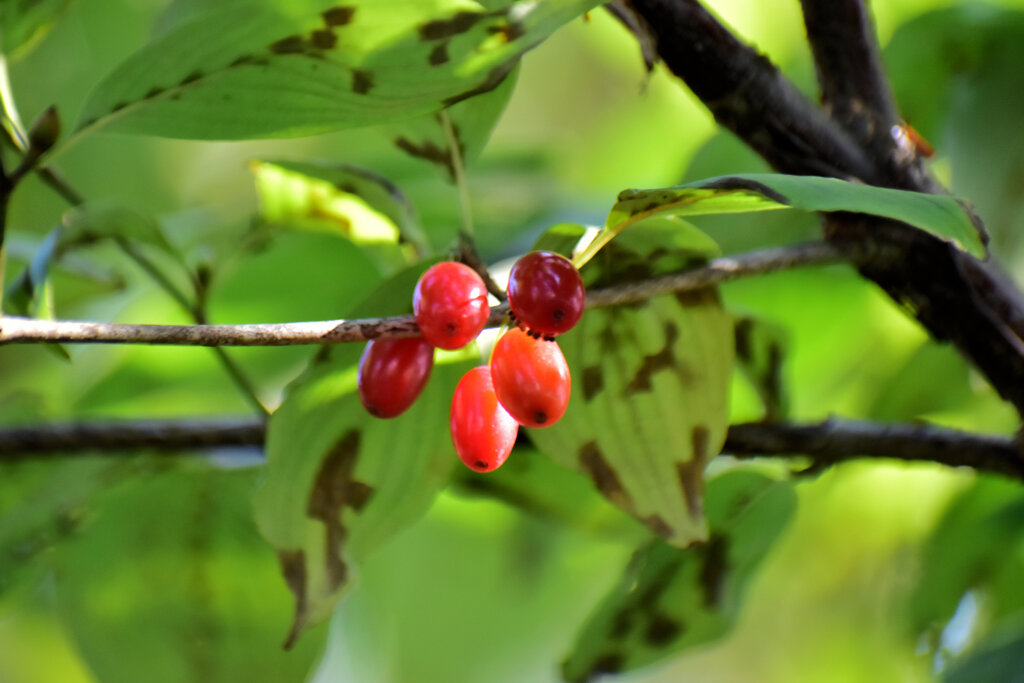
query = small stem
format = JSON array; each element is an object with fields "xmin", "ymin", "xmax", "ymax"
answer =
[
  {"xmin": 440, "ymin": 110, "xmax": 474, "ymax": 237},
  {"xmin": 114, "ymin": 238, "xmax": 269, "ymax": 416}
]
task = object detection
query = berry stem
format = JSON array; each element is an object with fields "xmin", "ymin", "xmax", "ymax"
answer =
[{"xmin": 440, "ymin": 109, "xmax": 474, "ymax": 238}]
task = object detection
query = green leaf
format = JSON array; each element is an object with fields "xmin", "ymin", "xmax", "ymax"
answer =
[
  {"xmin": 910, "ymin": 477, "xmax": 1024, "ymax": 639},
  {"xmin": 0, "ymin": 0, "xmax": 75, "ymax": 58},
  {"xmin": 733, "ymin": 315, "xmax": 790, "ymax": 421},
  {"xmin": 61, "ymin": 202, "xmax": 174, "ymax": 252},
  {"xmin": 74, "ymin": 0, "xmax": 598, "ymax": 141},
  {"xmin": 4, "ymin": 227, "xmax": 60, "ymax": 317},
  {"xmin": 387, "ymin": 64, "xmax": 517, "ymax": 178},
  {"xmin": 576, "ymin": 173, "xmax": 986, "ymax": 267},
  {"xmin": 55, "ymin": 465, "xmax": 327, "ymax": 683},
  {"xmin": 528, "ymin": 219, "xmax": 732, "ymax": 547},
  {"xmin": 0, "ymin": 459, "xmax": 123, "ymax": 595},
  {"xmin": 562, "ymin": 470, "xmax": 797, "ymax": 683},
  {"xmin": 251, "ymin": 159, "xmax": 427, "ymax": 262},
  {"xmin": 252, "ymin": 262, "xmax": 475, "ymax": 648},
  {"xmin": 944, "ymin": 623, "xmax": 1024, "ymax": 683}
]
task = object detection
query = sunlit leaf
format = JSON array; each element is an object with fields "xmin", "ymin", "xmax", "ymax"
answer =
[
  {"xmin": 529, "ymin": 218, "xmax": 732, "ymax": 547},
  {"xmin": 387, "ymin": 65, "xmax": 517, "ymax": 178},
  {"xmin": 0, "ymin": 0, "xmax": 75, "ymax": 58},
  {"xmin": 251, "ymin": 159, "xmax": 427, "ymax": 262},
  {"xmin": 55, "ymin": 465, "xmax": 327, "ymax": 683},
  {"xmin": 562, "ymin": 470, "xmax": 797, "ymax": 682},
  {"xmin": 74, "ymin": 0, "xmax": 598, "ymax": 141},
  {"xmin": 733, "ymin": 315, "xmax": 790, "ymax": 421},
  {"xmin": 575, "ymin": 173, "xmax": 986, "ymax": 267},
  {"xmin": 252, "ymin": 262, "xmax": 475, "ymax": 648}
]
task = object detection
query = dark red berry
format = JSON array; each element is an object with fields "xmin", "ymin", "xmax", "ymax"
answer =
[
  {"xmin": 490, "ymin": 327, "xmax": 571, "ymax": 428},
  {"xmin": 450, "ymin": 366, "xmax": 518, "ymax": 472},
  {"xmin": 507, "ymin": 251, "xmax": 585, "ymax": 338},
  {"xmin": 413, "ymin": 261, "xmax": 490, "ymax": 350},
  {"xmin": 357, "ymin": 337, "xmax": 434, "ymax": 418}
]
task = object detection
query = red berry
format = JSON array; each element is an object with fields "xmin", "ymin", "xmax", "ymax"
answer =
[
  {"xmin": 507, "ymin": 251, "xmax": 585, "ymax": 337},
  {"xmin": 490, "ymin": 327, "xmax": 571, "ymax": 428},
  {"xmin": 357, "ymin": 337, "xmax": 434, "ymax": 418},
  {"xmin": 413, "ymin": 262, "xmax": 490, "ymax": 350},
  {"xmin": 450, "ymin": 366, "xmax": 518, "ymax": 472}
]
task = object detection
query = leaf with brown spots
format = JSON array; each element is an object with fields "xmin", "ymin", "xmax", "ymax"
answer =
[
  {"xmin": 387, "ymin": 64, "xmax": 517, "ymax": 181},
  {"xmin": 733, "ymin": 315, "xmax": 791, "ymax": 421},
  {"xmin": 575, "ymin": 172, "xmax": 985, "ymax": 269},
  {"xmin": 253, "ymin": 264, "xmax": 475, "ymax": 648},
  {"xmin": 562, "ymin": 471, "xmax": 796, "ymax": 683},
  {"xmin": 72, "ymin": 0, "xmax": 600, "ymax": 141},
  {"xmin": 529, "ymin": 221, "xmax": 732, "ymax": 548}
]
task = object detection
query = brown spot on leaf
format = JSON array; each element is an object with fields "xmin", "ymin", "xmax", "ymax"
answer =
[
  {"xmin": 642, "ymin": 515, "xmax": 673, "ymax": 539},
  {"xmin": 230, "ymin": 54, "xmax": 268, "ymax": 68},
  {"xmin": 610, "ymin": 608, "xmax": 634, "ymax": 638},
  {"xmin": 428, "ymin": 42, "xmax": 450, "ymax": 65},
  {"xmin": 675, "ymin": 287, "xmax": 719, "ymax": 308},
  {"xmin": 677, "ymin": 426, "xmax": 709, "ymax": 521},
  {"xmin": 587, "ymin": 653, "xmax": 624, "ymax": 678},
  {"xmin": 322, "ymin": 6, "xmax": 356, "ymax": 27},
  {"xmin": 310, "ymin": 28, "xmax": 337, "ymax": 50},
  {"xmin": 698, "ymin": 534, "xmax": 728, "ymax": 608},
  {"xmin": 487, "ymin": 20, "xmax": 526, "ymax": 43},
  {"xmin": 307, "ymin": 430, "xmax": 374, "ymax": 592},
  {"xmin": 419, "ymin": 11, "xmax": 484, "ymax": 40},
  {"xmin": 111, "ymin": 101, "xmax": 129, "ymax": 113},
  {"xmin": 579, "ymin": 441, "xmax": 632, "ymax": 509},
  {"xmin": 582, "ymin": 366, "xmax": 604, "ymax": 402},
  {"xmin": 179, "ymin": 70, "xmax": 204, "ymax": 86},
  {"xmin": 394, "ymin": 137, "xmax": 455, "ymax": 180},
  {"xmin": 271, "ymin": 35, "xmax": 307, "ymax": 54},
  {"xmin": 352, "ymin": 69, "xmax": 374, "ymax": 94},
  {"xmin": 144, "ymin": 87, "xmax": 165, "ymax": 99},
  {"xmin": 279, "ymin": 550, "xmax": 307, "ymax": 650},
  {"xmin": 443, "ymin": 61, "xmax": 516, "ymax": 107},
  {"xmin": 625, "ymin": 322, "xmax": 690, "ymax": 395},
  {"xmin": 734, "ymin": 317, "xmax": 753, "ymax": 362},
  {"xmin": 645, "ymin": 613, "xmax": 683, "ymax": 646},
  {"xmin": 638, "ymin": 558, "xmax": 681, "ymax": 610}
]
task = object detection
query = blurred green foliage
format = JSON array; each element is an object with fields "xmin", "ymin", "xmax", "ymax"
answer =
[{"xmin": 1, "ymin": 1, "xmax": 1023, "ymax": 682}]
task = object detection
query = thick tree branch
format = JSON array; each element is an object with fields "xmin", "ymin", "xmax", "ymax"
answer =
[
  {"xmin": 0, "ymin": 415, "xmax": 1019, "ymax": 482},
  {"xmin": 627, "ymin": 0, "xmax": 879, "ymax": 182},
  {"xmin": 0, "ymin": 242, "xmax": 841, "ymax": 346},
  {"xmin": 628, "ymin": 0, "xmax": 1024, "ymax": 419},
  {"xmin": 799, "ymin": 0, "xmax": 939, "ymax": 193}
]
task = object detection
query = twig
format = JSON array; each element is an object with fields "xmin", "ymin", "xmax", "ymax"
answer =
[
  {"xmin": 0, "ymin": 242, "xmax": 841, "ymax": 346},
  {"xmin": 0, "ymin": 415, "xmax": 1019, "ymax": 482}
]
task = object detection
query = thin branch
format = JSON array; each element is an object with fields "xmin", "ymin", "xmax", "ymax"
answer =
[
  {"xmin": 0, "ymin": 242, "xmax": 841, "ymax": 346},
  {"xmin": 0, "ymin": 415, "xmax": 1019, "ymax": 482},
  {"xmin": 725, "ymin": 418, "xmax": 1024, "ymax": 481}
]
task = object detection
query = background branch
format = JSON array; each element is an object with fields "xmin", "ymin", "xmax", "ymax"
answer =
[
  {"xmin": 628, "ymin": 0, "xmax": 1024, "ymax": 420},
  {"xmin": 0, "ymin": 242, "xmax": 841, "ymax": 346},
  {"xmin": 0, "ymin": 415, "xmax": 1018, "ymax": 481}
]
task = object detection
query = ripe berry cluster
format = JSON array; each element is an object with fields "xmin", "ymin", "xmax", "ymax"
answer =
[{"xmin": 357, "ymin": 252, "xmax": 585, "ymax": 474}]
